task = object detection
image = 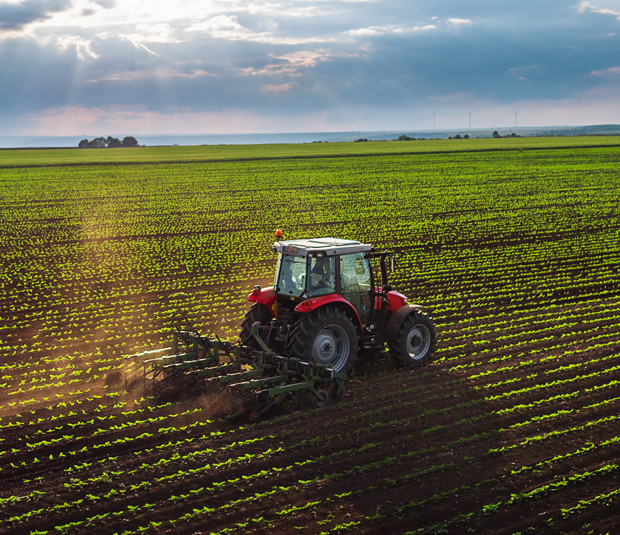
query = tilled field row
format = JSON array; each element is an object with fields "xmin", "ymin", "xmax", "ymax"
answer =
[{"xmin": 4, "ymin": 348, "xmax": 620, "ymax": 534}]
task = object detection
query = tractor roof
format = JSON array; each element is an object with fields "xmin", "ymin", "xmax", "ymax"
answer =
[{"xmin": 273, "ymin": 237, "xmax": 372, "ymax": 257}]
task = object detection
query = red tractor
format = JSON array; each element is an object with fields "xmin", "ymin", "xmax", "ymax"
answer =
[{"xmin": 240, "ymin": 236, "xmax": 436, "ymax": 375}]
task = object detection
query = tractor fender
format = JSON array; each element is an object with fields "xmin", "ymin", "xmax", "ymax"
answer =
[
  {"xmin": 295, "ymin": 295, "xmax": 363, "ymax": 331},
  {"xmin": 374, "ymin": 290, "xmax": 408, "ymax": 311},
  {"xmin": 387, "ymin": 290, "xmax": 408, "ymax": 311},
  {"xmin": 248, "ymin": 286, "xmax": 277, "ymax": 316},
  {"xmin": 384, "ymin": 304, "xmax": 426, "ymax": 342}
]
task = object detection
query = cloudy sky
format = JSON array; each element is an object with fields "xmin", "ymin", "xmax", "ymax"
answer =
[{"xmin": 0, "ymin": 0, "xmax": 619, "ymax": 135}]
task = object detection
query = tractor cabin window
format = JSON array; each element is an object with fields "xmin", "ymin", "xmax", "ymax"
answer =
[
  {"xmin": 340, "ymin": 253, "xmax": 372, "ymax": 323},
  {"xmin": 308, "ymin": 256, "xmax": 336, "ymax": 297},
  {"xmin": 278, "ymin": 254, "xmax": 307, "ymax": 297},
  {"xmin": 340, "ymin": 253, "xmax": 371, "ymax": 290}
]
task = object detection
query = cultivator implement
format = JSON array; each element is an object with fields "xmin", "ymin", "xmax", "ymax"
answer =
[{"xmin": 125, "ymin": 325, "xmax": 347, "ymax": 419}]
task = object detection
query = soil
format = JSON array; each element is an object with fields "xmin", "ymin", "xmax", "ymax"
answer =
[{"xmin": 2, "ymin": 320, "xmax": 619, "ymax": 535}]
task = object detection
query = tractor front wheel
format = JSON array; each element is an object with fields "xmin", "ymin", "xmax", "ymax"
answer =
[
  {"xmin": 288, "ymin": 307, "xmax": 359, "ymax": 375},
  {"xmin": 390, "ymin": 311, "xmax": 437, "ymax": 367}
]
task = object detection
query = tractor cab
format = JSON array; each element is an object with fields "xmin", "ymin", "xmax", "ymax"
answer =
[{"xmin": 273, "ymin": 238, "xmax": 375, "ymax": 323}]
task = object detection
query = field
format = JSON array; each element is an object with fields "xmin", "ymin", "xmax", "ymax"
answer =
[{"xmin": 1, "ymin": 137, "xmax": 620, "ymax": 534}]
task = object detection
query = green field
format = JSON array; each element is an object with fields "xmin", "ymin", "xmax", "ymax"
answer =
[
  {"xmin": 2, "ymin": 137, "xmax": 619, "ymax": 345},
  {"xmin": 2, "ymin": 135, "xmax": 620, "ymax": 167},
  {"xmin": 1, "ymin": 137, "xmax": 620, "ymax": 534}
]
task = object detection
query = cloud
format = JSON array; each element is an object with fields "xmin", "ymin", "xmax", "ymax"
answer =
[
  {"xmin": 0, "ymin": 0, "xmax": 73, "ymax": 30},
  {"xmin": 347, "ymin": 26, "xmax": 383, "ymax": 36},
  {"xmin": 347, "ymin": 25, "xmax": 403, "ymax": 36},
  {"xmin": 347, "ymin": 23, "xmax": 435, "ymax": 36},
  {"xmin": 277, "ymin": 49, "xmax": 333, "ymax": 68},
  {"xmin": 447, "ymin": 18, "xmax": 473, "ymax": 25},
  {"xmin": 55, "ymin": 34, "xmax": 99, "ymax": 59},
  {"xmin": 186, "ymin": 15, "xmax": 245, "ymax": 37},
  {"xmin": 86, "ymin": 67, "xmax": 215, "ymax": 83},
  {"xmin": 122, "ymin": 23, "xmax": 179, "ymax": 45},
  {"xmin": 241, "ymin": 49, "xmax": 334, "ymax": 76},
  {"xmin": 247, "ymin": 35, "xmax": 339, "ymax": 45},
  {"xmin": 1, "ymin": 1, "xmax": 620, "ymax": 136},
  {"xmin": 507, "ymin": 65, "xmax": 540, "ymax": 73},
  {"xmin": 17, "ymin": 105, "xmax": 350, "ymax": 135},
  {"xmin": 507, "ymin": 65, "xmax": 541, "ymax": 81},
  {"xmin": 186, "ymin": 14, "xmax": 339, "ymax": 44},
  {"xmin": 24, "ymin": 105, "xmax": 107, "ymax": 130},
  {"xmin": 262, "ymin": 81, "xmax": 296, "ymax": 92},
  {"xmin": 576, "ymin": 1, "xmax": 620, "ymax": 19},
  {"xmin": 590, "ymin": 66, "xmax": 620, "ymax": 75}
]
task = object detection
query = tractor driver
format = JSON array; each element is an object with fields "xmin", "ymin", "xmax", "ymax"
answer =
[{"xmin": 310, "ymin": 256, "xmax": 334, "ymax": 293}]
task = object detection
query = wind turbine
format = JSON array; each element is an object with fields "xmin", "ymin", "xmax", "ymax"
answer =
[
  {"xmin": 513, "ymin": 110, "xmax": 518, "ymax": 128},
  {"xmin": 430, "ymin": 110, "xmax": 437, "ymax": 130},
  {"xmin": 466, "ymin": 112, "xmax": 472, "ymax": 130}
]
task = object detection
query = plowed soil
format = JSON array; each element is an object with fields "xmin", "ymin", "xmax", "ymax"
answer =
[
  {"xmin": 3, "ymin": 304, "xmax": 620, "ymax": 535},
  {"xmin": 2, "ymin": 142, "xmax": 620, "ymax": 534}
]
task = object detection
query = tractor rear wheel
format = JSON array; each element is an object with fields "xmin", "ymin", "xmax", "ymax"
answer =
[
  {"xmin": 288, "ymin": 306, "xmax": 359, "ymax": 374},
  {"xmin": 390, "ymin": 311, "xmax": 436, "ymax": 367},
  {"xmin": 239, "ymin": 304, "xmax": 272, "ymax": 347}
]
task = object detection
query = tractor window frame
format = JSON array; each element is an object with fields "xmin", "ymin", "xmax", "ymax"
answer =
[{"xmin": 276, "ymin": 254, "xmax": 308, "ymax": 298}]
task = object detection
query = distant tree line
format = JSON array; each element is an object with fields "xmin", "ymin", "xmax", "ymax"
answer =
[
  {"xmin": 492, "ymin": 131, "xmax": 521, "ymax": 138},
  {"xmin": 78, "ymin": 136, "xmax": 139, "ymax": 148}
]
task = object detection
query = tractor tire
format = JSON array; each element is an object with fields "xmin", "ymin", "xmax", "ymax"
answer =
[
  {"xmin": 288, "ymin": 306, "xmax": 359, "ymax": 375},
  {"xmin": 239, "ymin": 304, "xmax": 272, "ymax": 347},
  {"xmin": 389, "ymin": 311, "xmax": 437, "ymax": 367}
]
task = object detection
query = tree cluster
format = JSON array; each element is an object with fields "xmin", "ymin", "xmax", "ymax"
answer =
[
  {"xmin": 78, "ymin": 136, "xmax": 139, "ymax": 148},
  {"xmin": 395, "ymin": 135, "xmax": 415, "ymax": 141},
  {"xmin": 492, "ymin": 131, "xmax": 521, "ymax": 139},
  {"xmin": 448, "ymin": 134, "xmax": 469, "ymax": 139},
  {"xmin": 354, "ymin": 138, "xmax": 370, "ymax": 142}
]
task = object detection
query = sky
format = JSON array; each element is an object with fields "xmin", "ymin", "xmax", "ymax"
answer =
[{"xmin": 0, "ymin": 0, "xmax": 619, "ymax": 136}]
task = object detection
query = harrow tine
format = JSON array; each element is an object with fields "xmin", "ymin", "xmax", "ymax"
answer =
[
  {"xmin": 255, "ymin": 395, "xmax": 281, "ymax": 420},
  {"xmin": 189, "ymin": 376, "xmax": 207, "ymax": 394}
]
